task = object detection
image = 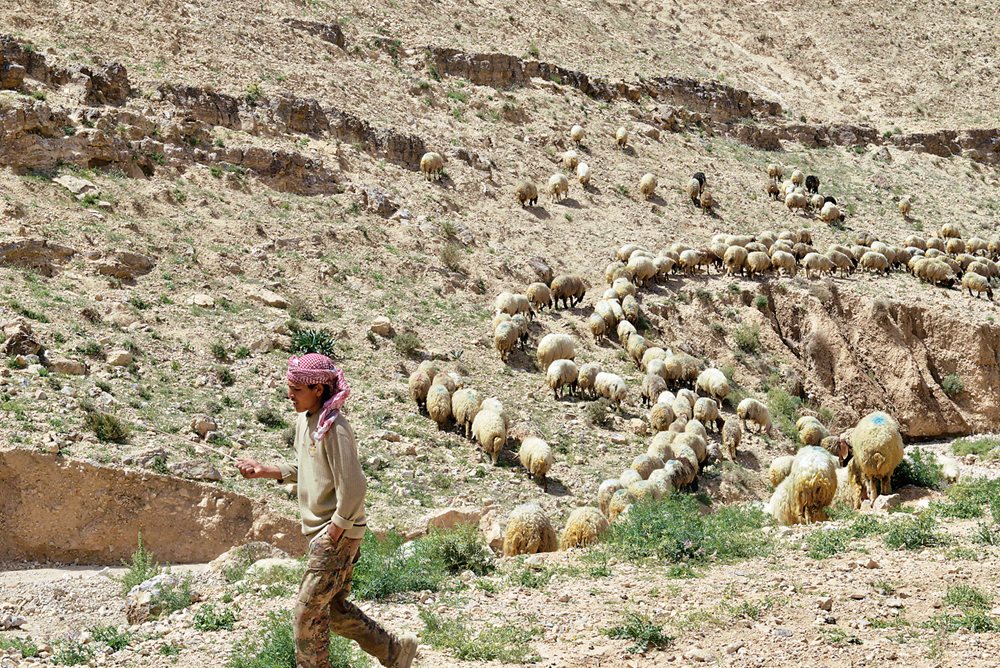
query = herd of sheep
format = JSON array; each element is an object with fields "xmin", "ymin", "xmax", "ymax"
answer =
[{"xmin": 403, "ymin": 124, "xmax": 992, "ymax": 557}]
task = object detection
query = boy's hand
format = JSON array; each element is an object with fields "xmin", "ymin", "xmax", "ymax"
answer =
[{"xmin": 235, "ymin": 458, "xmax": 280, "ymax": 480}]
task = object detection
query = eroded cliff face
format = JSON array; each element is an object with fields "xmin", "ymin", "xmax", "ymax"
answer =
[
  {"xmin": 770, "ymin": 282, "xmax": 1000, "ymax": 438},
  {"xmin": 0, "ymin": 450, "xmax": 304, "ymax": 565}
]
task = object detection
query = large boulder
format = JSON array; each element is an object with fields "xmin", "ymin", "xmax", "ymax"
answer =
[{"xmin": 124, "ymin": 573, "xmax": 196, "ymax": 625}]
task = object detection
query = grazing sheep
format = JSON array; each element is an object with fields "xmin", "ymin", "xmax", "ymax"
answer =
[
  {"xmin": 641, "ymin": 374, "xmax": 668, "ymax": 408},
  {"xmin": 685, "ymin": 419, "xmax": 708, "ymax": 444},
  {"xmin": 420, "ymin": 151, "xmax": 444, "ymax": 180},
  {"xmin": 790, "ymin": 169, "xmax": 804, "ymax": 187},
  {"xmin": 615, "ymin": 126, "xmax": 628, "ymax": 148},
  {"xmin": 628, "ymin": 479, "xmax": 664, "ymax": 502},
  {"xmin": 797, "ymin": 416, "xmax": 829, "ymax": 446},
  {"xmin": 607, "ymin": 489, "xmax": 633, "ymax": 522},
  {"xmin": 547, "ymin": 172, "xmax": 570, "ymax": 202},
  {"xmin": 560, "ymin": 506, "xmax": 609, "ymax": 550},
  {"xmin": 946, "ymin": 238, "xmax": 966, "ymax": 255},
  {"xmin": 587, "ymin": 312, "xmax": 607, "ymax": 341},
  {"xmin": 785, "ymin": 191, "xmax": 808, "ymax": 214},
  {"xmin": 426, "ymin": 383, "xmax": 453, "ymax": 430},
  {"xmin": 941, "ymin": 223, "xmax": 961, "ymax": 239},
  {"xmin": 639, "ymin": 173, "xmax": 657, "ymax": 200},
  {"xmin": 570, "ymin": 124, "xmax": 585, "ymax": 145},
  {"xmin": 821, "ymin": 435, "xmax": 850, "ymax": 466},
  {"xmin": 805, "ymin": 175, "xmax": 819, "ymax": 194},
  {"xmin": 551, "ymin": 274, "xmax": 586, "ymax": 308},
  {"xmin": 626, "ymin": 256, "xmax": 656, "ymax": 286},
  {"xmin": 577, "ymin": 363, "xmax": 602, "ymax": 399},
  {"xmin": 632, "ymin": 453, "xmax": 664, "ymax": 480},
  {"xmin": 594, "ymin": 372, "xmax": 627, "ymax": 408},
  {"xmin": 537, "ymin": 333, "xmax": 575, "ymax": 370},
  {"xmin": 597, "ymin": 479, "xmax": 623, "ymax": 517},
  {"xmin": 912, "ymin": 257, "xmax": 957, "ymax": 288},
  {"xmin": 641, "ymin": 347, "xmax": 667, "ymax": 371},
  {"xmin": 819, "ymin": 202, "xmax": 841, "ymax": 224},
  {"xmin": 693, "ymin": 397, "xmax": 722, "ymax": 431},
  {"xmin": 605, "ymin": 261, "xmax": 628, "ymax": 284},
  {"xmin": 503, "ymin": 503, "xmax": 557, "ymax": 556},
  {"xmin": 510, "ymin": 314, "xmax": 530, "ymax": 349},
  {"xmin": 696, "ymin": 368, "xmax": 730, "ymax": 402},
  {"xmin": 562, "ymin": 150, "xmax": 580, "ymax": 170},
  {"xmin": 673, "ymin": 431, "xmax": 707, "ymax": 465},
  {"xmin": 767, "ymin": 163, "xmax": 784, "ymax": 181},
  {"xmin": 625, "ymin": 334, "xmax": 650, "ymax": 368},
  {"xmin": 647, "ymin": 431, "xmax": 676, "ymax": 461},
  {"xmin": 722, "ymin": 417, "xmax": 742, "ymax": 460},
  {"xmin": 618, "ymin": 468, "xmax": 643, "ymax": 488},
  {"xmin": 656, "ymin": 390, "xmax": 676, "ymax": 406},
  {"xmin": 685, "ymin": 177, "xmax": 702, "ymax": 206},
  {"xmin": 724, "ymin": 245, "xmax": 748, "ymax": 275},
  {"xmin": 767, "ymin": 446, "xmax": 838, "ymax": 525},
  {"xmin": 700, "ymin": 191, "xmax": 715, "ymax": 214},
  {"xmin": 825, "ymin": 250, "xmax": 854, "ymax": 277},
  {"xmin": 452, "ymin": 388, "xmax": 482, "ymax": 439},
  {"xmin": 576, "ymin": 162, "xmax": 591, "ymax": 186},
  {"xmin": 616, "ymin": 320, "xmax": 637, "ymax": 346},
  {"xmin": 767, "ymin": 181, "xmax": 781, "ymax": 200},
  {"xmin": 527, "ymin": 282, "xmax": 552, "ymax": 312},
  {"xmin": 547, "ymin": 359, "xmax": 579, "ymax": 399},
  {"xmin": 516, "ymin": 180, "xmax": 538, "ymax": 207},
  {"xmin": 612, "ymin": 277, "xmax": 636, "ymax": 300},
  {"xmin": 649, "ymin": 402, "xmax": 675, "ymax": 432},
  {"xmin": 801, "ymin": 252, "xmax": 834, "ymax": 279},
  {"xmin": 746, "ymin": 251, "xmax": 772, "ymax": 278},
  {"xmin": 408, "ymin": 368, "xmax": 433, "ymax": 412},
  {"xmin": 677, "ymin": 388, "xmax": 698, "ymax": 408},
  {"xmin": 849, "ymin": 411, "xmax": 904, "ymax": 501},
  {"xmin": 494, "ymin": 321, "xmax": 519, "ymax": 362},
  {"xmin": 898, "ymin": 196, "xmax": 911, "ymax": 218},
  {"xmin": 647, "ymin": 468, "xmax": 675, "ymax": 496},
  {"xmin": 859, "ymin": 251, "xmax": 890, "ymax": 275},
  {"xmin": 770, "ymin": 250, "xmax": 797, "ymax": 277},
  {"xmin": 473, "ymin": 409, "xmax": 508, "ymax": 464},
  {"xmin": 768, "ymin": 455, "xmax": 795, "ymax": 488},
  {"xmin": 736, "ymin": 397, "xmax": 771, "ymax": 434},
  {"xmin": 495, "ymin": 291, "xmax": 531, "ymax": 318},
  {"xmin": 480, "ymin": 397, "xmax": 510, "ymax": 429},
  {"xmin": 519, "ymin": 437, "xmax": 554, "ymax": 488},
  {"xmin": 962, "ymin": 272, "xmax": 993, "ymax": 300}
]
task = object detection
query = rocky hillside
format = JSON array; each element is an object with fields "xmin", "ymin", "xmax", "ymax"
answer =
[{"xmin": 1, "ymin": 0, "xmax": 1000, "ymax": 666}]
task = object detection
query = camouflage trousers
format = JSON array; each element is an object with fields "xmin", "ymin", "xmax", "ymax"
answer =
[{"xmin": 294, "ymin": 533, "xmax": 400, "ymax": 668}]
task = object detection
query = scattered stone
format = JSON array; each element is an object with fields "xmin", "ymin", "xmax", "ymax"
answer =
[
  {"xmin": 122, "ymin": 447, "xmax": 170, "ymax": 467},
  {"xmin": 525, "ymin": 256, "xmax": 553, "ymax": 284},
  {"xmin": 684, "ymin": 648, "xmax": 714, "ymax": 662},
  {"xmin": 817, "ymin": 596, "xmax": 834, "ymax": 611},
  {"xmin": 628, "ymin": 418, "xmax": 647, "ymax": 436},
  {"xmin": 245, "ymin": 557, "xmax": 301, "ymax": 580},
  {"xmin": 558, "ymin": 593, "xmax": 571, "ymax": 603},
  {"xmin": 370, "ymin": 317, "xmax": 395, "ymax": 338},
  {"xmin": 610, "ymin": 433, "xmax": 628, "ymax": 445},
  {"xmin": 773, "ymin": 628, "xmax": 793, "ymax": 638},
  {"xmin": 635, "ymin": 122, "xmax": 661, "ymax": 140},
  {"xmin": 864, "ymin": 558, "xmax": 880, "ymax": 569},
  {"xmin": 53, "ymin": 174, "xmax": 100, "ymax": 196},
  {"xmin": 886, "ymin": 598, "xmax": 904, "ymax": 608},
  {"xmin": 93, "ymin": 252, "xmax": 155, "ymax": 280},
  {"xmin": 106, "ymin": 350, "xmax": 133, "ymax": 367},
  {"xmin": 724, "ymin": 642, "xmax": 744, "ymax": 655},
  {"xmin": 168, "ymin": 460, "xmax": 222, "ymax": 482},
  {"xmin": 125, "ymin": 573, "xmax": 196, "ymax": 625},
  {"xmin": 48, "ymin": 357, "xmax": 88, "ymax": 376},
  {"xmin": 374, "ymin": 430, "xmax": 401, "ymax": 442},
  {"xmin": 849, "ymin": 592, "xmax": 867, "ymax": 600},
  {"xmin": 872, "ymin": 494, "xmax": 901, "ymax": 512},
  {"xmin": 208, "ymin": 542, "xmax": 288, "ymax": 574},
  {"xmin": 421, "ymin": 506, "xmax": 483, "ymax": 532},
  {"xmin": 186, "ymin": 293, "xmax": 216, "ymax": 308},
  {"xmin": 0, "ymin": 614, "xmax": 26, "ymax": 630},
  {"xmin": 360, "ymin": 186, "xmax": 398, "ymax": 218},
  {"xmin": 190, "ymin": 415, "xmax": 218, "ymax": 440},
  {"xmin": 248, "ymin": 287, "xmax": 289, "ymax": 309}
]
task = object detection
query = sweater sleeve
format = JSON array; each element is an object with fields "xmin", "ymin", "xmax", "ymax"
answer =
[
  {"xmin": 275, "ymin": 413, "xmax": 302, "ymax": 483},
  {"xmin": 328, "ymin": 421, "xmax": 367, "ymax": 531}
]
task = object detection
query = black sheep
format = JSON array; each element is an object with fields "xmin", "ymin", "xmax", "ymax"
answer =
[{"xmin": 805, "ymin": 175, "xmax": 820, "ymax": 194}]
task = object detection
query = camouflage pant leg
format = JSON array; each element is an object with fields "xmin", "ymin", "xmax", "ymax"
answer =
[{"xmin": 294, "ymin": 534, "xmax": 399, "ymax": 668}]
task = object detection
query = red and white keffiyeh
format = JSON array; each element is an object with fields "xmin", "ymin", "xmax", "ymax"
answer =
[{"xmin": 286, "ymin": 353, "xmax": 351, "ymax": 442}]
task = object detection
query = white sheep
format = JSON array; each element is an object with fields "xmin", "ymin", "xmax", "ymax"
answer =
[
  {"xmin": 550, "ymin": 274, "xmax": 586, "ymax": 308},
  {"xmin": 560, "ymin": 506, "xmax": 609, "ymax": 550},
  {"xmin": 587, "ymin": 312, "xmax": 607, "ymax": 341},
  {"xmin": 722, "ymin": 417, "xmax": 741, "ymax": 460},
  {"xmin": 420, "ymin": 151, "xmax": 444, "ymax": 180},
  {"xmin": 640, "ymin": 373, "xmax": 667, "ymax": 408},
  {"xmin": 516, "ymin": 180, "xmax": 538, "ymax": 207},
  {"xmin": 570, "ymin": 125, "xmax": 585, "ymax": 145},
  {"xmin": 695, "ymin": 367, "xmax": 730, "ymax": 402},
  {"xmin": 898, "ymin": 196, "xmax": 911, "ymax": 218},
  {"xmin": 493, "ymin": 321, "xmax": 518, "ymax": 362},
  {"xmin": 639, "ymin": 173, "xmax": 657, "ymax": 200},
  {"xmin": 526, "ymin": 282, "xmax": 552, "ymax": 312},
  {"xmin": 548, "ymin": 172, "xmax": 569, "ymax": 201},
  {"xmin": 562, "ymin": 150, "xmax": 579, "ymax": 170},
  {"xmin": 615, "ymin": 126, "xmax": 629, "ymax": 148},
  {"xmin": 519, "ymin": 437, "xmax": 554, "ymax": 489},
  {"xmin": 577, "ymin": 363, "xmax": 602, "ymax": 399},
  {"xmin": 546, "ymin": 359, "xmax": 579, "ymax": 399},
  {"xmin": 693, "ymin": 397, "xmax": 721, "ymax": 431},
  {"xmin": 537, "ymin": 333, "xmax": 575, "ymax": 370},
  {"xmin": 576, "ymin": 162, "xmax": 591, "ymax": 186},
  {"xmin": 408, "ymin": 367, "xmax": 433, "ymax": 412},
  {"xmin": 594, "ymin": 372, "xmax": 627, "ymax": 408},
  {"xmin": 451, "ymin": 388, "xmax": 482, "ymax": 439},
  {"xmin": 736, "ymin": 397, "xmax": 771, "ymax": 434},
  {"xmin": 597, "ymin": 479, "xmax": 623, "ymax": 517},
  {"xmin": 768, "ymin": 455, "xmax": 795, "ymax": 488},
  {"xmin": 426, "ymin": 383, "xmax": 453, "ymax": 430},
  {"xmin": 631, "ymin": 453, "xmax": 664, "ymax": 480},
  {"xmin": 766, "ymin": 446, "xmax": 838, "ymax": 525},
  {"xmin": 494, "ymin": 291, "xmax": 531, "ymax": 317},
  {"xmin": 503, "ymin": 503, "xmax": 557, "ymax": 556},
  {"xmin": 849, "ymin": 411, "xmax": 904, "ymax": 501},
  {"xmin": 649, "ymin": 402, "xmax": 675, "ymax": 432},
  {"xmin": 962, "ymin": 272, "xmax": 993, "ymax": 300},
  {"xmin": 472, "ymin": 409, "xmax": 507, "ymax": 464}
]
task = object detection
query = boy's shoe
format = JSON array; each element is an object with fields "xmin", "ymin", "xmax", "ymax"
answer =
[{"xmin": 394, "ymin": 632, "xmax": 418, "ymax": 668}]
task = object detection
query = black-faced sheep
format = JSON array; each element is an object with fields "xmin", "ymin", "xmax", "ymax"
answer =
[
  {"xmin": 516, "ymin": 180, "xmax": 538, "ymax": 207},
  {"xmin": 805, "ymin": 175, "xmax": 819, "ymax": 194}
]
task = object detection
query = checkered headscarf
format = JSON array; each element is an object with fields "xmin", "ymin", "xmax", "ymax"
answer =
[{"xmin": 286, "ymin": 353, "xmax": 351, "ymax": 442}]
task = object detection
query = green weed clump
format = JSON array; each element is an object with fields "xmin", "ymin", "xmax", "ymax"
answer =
[
  {"xmin": 0, "ymin": 637, "xmax": 39, "ymax": 658},
  {"xmin": 951, "ymin": 437, "xmax": 1000, "ymax": 459},
  {"xmin": 892, "ymin": 448, "xmax": 943, "ymax": 490},
  {"xmin": 227, "ymin": 612, "xmax": 369, "ymax": 668},
  {"xmin": 883, "ymin": 513, "xmax": 945, "ymax": 550},
  {"xmin": 88, "ymin": 625, "xmax": 132, "ymax": 652},
  {"xmin": 604, "ymin": 612, "xmax": 674, "ymax": 653},
  {"xmin": 119, "ymin": 534, "xmax": 160, "ymax": 594},
  {"xmin": 933, "ymin": 478, "xmax": 1000, "ymax": 519},
  {"xmin": 766, "ymin": 387, "xmax": 801, "ymax": 441},
  {"xmin": 926, "ymin": 585, "xmax": 999, "ymax": 634},
  {"xmin": 806, "ymin": 515, "xmax": 884, "ymax": 559},
  {"xmin": 604, "ymin": 496, "xmax": 769, "ymax": 564},
  {"xmin": 194, "ymin": 603, "xmax": 238, "ymax": 632},
  {"xmin": 420, "ymin": 609, "xmax": 540, "ymax": 663}
]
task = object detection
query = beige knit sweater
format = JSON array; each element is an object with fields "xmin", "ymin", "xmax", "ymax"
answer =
[{"xmin": 276, "ymin": 411, "xmax": 368, "ymax": 540}]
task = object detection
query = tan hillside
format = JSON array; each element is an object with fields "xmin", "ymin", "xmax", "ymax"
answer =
[{"xmin": 1, "ymin": 1, "xmax": 999, "ymax": 666}]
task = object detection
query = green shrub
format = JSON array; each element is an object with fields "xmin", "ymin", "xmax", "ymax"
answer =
[
  {"xmin": 392, "ymin": 331, "xmax": 422, "ymax": 359},
  {"xmin": 766, "ymin": 387, "xmax": 801, "ymax": 441},
  {"xmin": 352, "ymin": 531, "xmax": 445, "ymax": 600},
  {"xmin": 420, "ymin": 525, "xmax": 494, "ymax": 576},
  {"xmin": 731, "ymin": 323, "xmax": 761, "ymax": 354},
  {"xmin": 159, "ymin": 643, "xmax": 181, "ymax": 657},
  {"xmin": 194, "ymin": 603, "xmax": 237, "ymax": 631},
  {"xmin": 255, "ymin": 407, "xmax": 287, "ymax": 430},
  {"xmin": 420, "ymin": 609, "xmax": 540, "ymax": 663},
  {"xmin": 235, "ymin": 345, "xmax": 251, "ymax": 359},
  {"xmin": 926, "ymin": 584, "xmax": 999, "ymax": 633},
  {"xmin": 52, "ymin": 641, "xmax": 94, "ymax": 666},
  {"xmin": 754, "ymin": 295, "xmax": 769, "ymax": 311},
  {"xmin": 892, "ymin": 448, "xmax": 943, "ymax": 490},
  {"xmin": 0, "ymin": 637, "xmax": 39, "ymax": 658},
  {"xmin": 440, "ymin": 243, "xmax": 464, "ymax": 272},
  {"xmin": 89, "ymin": 625, "xmax": 132, "ymax": 652},
  {"xmin": 227, "ymin": 611, "xmax": 369, "ymax": 668},
  {"xmin": 951, "ymin": 437, "xmax": 1000, "ymax": 458},
  {"xmin": 210, "ymin": 341, "xmax": 229, "ymax": 361},
  {"xmin": 883, "ymin": 513, "xmax": 945, "ymax": 550},
  {"xmin": 120, "ymin": 534, "xmax": 160, "ymax": 594},
  {"xmin": 941, "ymin": 374, "xmax": 964, "ymax": 398},
  {"xmin": 604, "ymin": 612, "xmax": 674, "ymax": 653},
  {"xmin": 933, "ymin": 477, "xmax": 1000, "ymax": 519},
  {"xmin": 806, "ymin": 515, "xmax": 883, "ymax": 559},
  {"xmin": 291, "ymin": 328, "xmax": 338, "ymax": 358},
  {"xmin": 287, "ymin": 297, "xmax": 316, "ymax": 322},
  {"xmin": 151, "ymin": 576, "xmax": 195, "ymax": 616},
  {"xmin": 83, "ymin": 408, "xmax": 131, "ymax": 444},
  {"xmin": 973, "ymin": 521, "xmax": 1000, "ymax": 546},
  {"xmin": 587, "ymin": 398, "xmax": 613, "ymax": 427},
  {"xmin": 605, "ymin": 496, "xmax": 769, "ymax": 564},
  {"xmin": 217, "ymin": 366, "xmax": 236, "ymax": 387}
]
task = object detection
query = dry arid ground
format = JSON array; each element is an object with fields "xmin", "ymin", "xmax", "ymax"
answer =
[{"xmin": 1, "ymin": 0, "xmax": 999, "ymax": 666}]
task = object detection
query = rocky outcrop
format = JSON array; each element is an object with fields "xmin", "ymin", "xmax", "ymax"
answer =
[
  {"xmin": 770, "ymin": 282, "xmax": 1000, "ymax": 438},
  {"xmin": 282, "ymin": 18, "xmax": 346, "ymax": 49},
  {"xmin": 0, "ymin": 238, "xmax": 76, "ymax": 276}
]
